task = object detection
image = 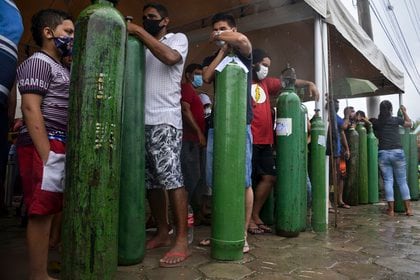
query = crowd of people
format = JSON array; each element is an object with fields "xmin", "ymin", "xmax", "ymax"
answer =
[{"xmin": 0, "ymin": 1, "xmax": 416, "ymax": 278}]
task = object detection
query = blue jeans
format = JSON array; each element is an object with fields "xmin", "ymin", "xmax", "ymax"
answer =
[
  {"xmin": 378, "ymin": 149, "xmax": 411, "ymax": 201},
  {"xmin": 206, "ymin": 125, "xmax": 253, "ymax": 188}
]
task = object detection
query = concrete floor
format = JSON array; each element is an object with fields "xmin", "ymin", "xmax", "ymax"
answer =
[{"xmin": 1, "ymin": 201, "xmax": 420, "ymax": 279}]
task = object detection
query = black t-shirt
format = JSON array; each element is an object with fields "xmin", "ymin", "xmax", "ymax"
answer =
[
  {"xmin": 372, "ymin": 116, "xmax": 404, "ymax": 150},
  {"xmin": 202, "ymin": 49, "xmax": 253, "ymax": 127}
]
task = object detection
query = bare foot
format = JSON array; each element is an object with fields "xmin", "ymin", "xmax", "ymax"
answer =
[
  {"xmin": 146, "ymin": 236, "xmax": 171, "ymax": 249},
  {"xmin": 406, "ymin": 211, "xmax": 414, "ymax": 216},
  {"xmin": 386, "ymin": 209, "xmax": 395, "ymax": 217}
]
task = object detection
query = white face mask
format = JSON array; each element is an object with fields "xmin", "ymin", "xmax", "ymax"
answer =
[
  {"xmin": 256, "ymin": 64, "xmax": 269, "ymax": 80},
  {"xmin": 204, "ymin": 107, "xmax": 212, "ymax": 118}
]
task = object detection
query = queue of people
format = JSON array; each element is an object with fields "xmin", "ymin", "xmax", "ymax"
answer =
[{"xmin": 0, "ymin": 1, "xmax": 416, "ymax": 278}]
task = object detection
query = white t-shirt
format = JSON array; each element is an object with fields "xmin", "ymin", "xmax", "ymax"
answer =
[{"xmin": 145, "ymin": 32, "xmax": 188, "ymax": 129}]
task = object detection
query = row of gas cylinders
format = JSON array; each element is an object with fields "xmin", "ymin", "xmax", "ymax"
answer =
[
  {"xmin": 59, "ymin": 2, "xmax": 419, "ymax": 279},
  {"xmin": 394, "ymin": 127, "xmax": 419, "ymax": 211},
  {"xmin": 270, "ymin": 99, "xmax": 419, "ymax": 239}
]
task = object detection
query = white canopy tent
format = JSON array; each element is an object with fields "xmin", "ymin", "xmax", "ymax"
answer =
[{"xmin": 181, "ymin": 0, "xmax": 403, "ymax": 117}]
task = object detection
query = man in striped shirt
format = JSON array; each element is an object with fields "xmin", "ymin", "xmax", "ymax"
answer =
[
  {"xmin": 16, "ymin": 9, "xmax": 74, "ymax": 279},
  {"xmin": 127, "ymin": 2, "xmax": 190, "ymax": 267}
]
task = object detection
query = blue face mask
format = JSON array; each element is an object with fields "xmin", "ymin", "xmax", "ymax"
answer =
[
  {"xmin": 53, "ymin": 36, "xmax": 73, "ymax": 57},
  {"xmin": 192, "ymin": 74, "xmax": 203, "ymax": 88}
]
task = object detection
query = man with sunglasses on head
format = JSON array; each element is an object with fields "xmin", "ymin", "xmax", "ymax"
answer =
[{"xmin": 127, "ymin": 2, "xmax": 190, "ymax": 267}]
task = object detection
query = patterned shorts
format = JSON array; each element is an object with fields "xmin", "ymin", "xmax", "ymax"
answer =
[{"xmin": 145, "ymin": 124, "xmax": 184, "ymax": 190}]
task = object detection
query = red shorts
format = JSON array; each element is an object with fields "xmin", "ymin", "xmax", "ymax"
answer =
[{"xmin": 17, "ymin": 140, "xmax": 66, "ymax": 216}]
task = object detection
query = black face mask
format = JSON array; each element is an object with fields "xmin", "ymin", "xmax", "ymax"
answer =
[{"xmin": 143, "ymin": 18, "xmax": 164, "ymax": 36}]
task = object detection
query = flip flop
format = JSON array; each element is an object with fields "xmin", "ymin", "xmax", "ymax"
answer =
[
  {"xmin": 247, "ymin": 226, "xmax": 264, "ymax": 235},
  {"xmin": 338, "ymin": 203, "xmax": 350, "ymax": 209},
  {"xmin": 328, "ymin": 208, "xmax": 339, "ymax": 214},
  {"xmin": 199, "ymin": 238, "xmax": 211, "ymax": 246},
  {"xmin": 257, "ymin": 224, "xmax": 273, "ymax": 233},
  {"xmin": 159, "ymin": 251, "xmax": 190, "ymax": 268},
  {"xmin": 243, "ymin": 240, "xmax": 250, "ymax": 253}
]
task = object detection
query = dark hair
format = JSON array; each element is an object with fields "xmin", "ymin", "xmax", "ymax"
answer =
[
  {"xmin": 144, "ymin": 2, "xmax": 169, "ymax": 18},
  {"xmin": 185, "ymin": 63, "xmax": 202, "ymax": 75},
  {"xmin": 332, "ymin": 98, "xmax": 339, "ymax": 112},
  {"xmin": 378, "ymin": 100, "xmax": 392, "ymax": 120},
  {"xmin": 31, "ymin": 9, "xmax": 72, "ymax": 47},
  {"xmin": 211, "ymin": 13, "xmax": 236, "ymax": 27},
  {"xmin": 252, "ymin": 49, "xmax": 270, "ymax": 64},
  {"xmin": 355, "ymin": 110, "xmax": 366, "ymax": 118},
  {"xmin": 343, "ymin": 106, "xmax": 354, "ymax": 115}
]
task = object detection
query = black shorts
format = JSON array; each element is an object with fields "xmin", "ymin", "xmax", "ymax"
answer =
[{"xmin": 252, "ymin": 144, "xmax": 276, "ymax": 176}]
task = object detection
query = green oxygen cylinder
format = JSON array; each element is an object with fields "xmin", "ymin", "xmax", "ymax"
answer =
[
  {"xmin": 356, "ymin": 122, "xmax": 368, "ymax": 204},
  {"xmin": 309, "ymin": 111, "xmax": 327, "ymax": 232},
  {"xmin": 118, "ymin": 16, "xmax": 146, "ymax": 265},
  {"xmin": 211, "ymin": 56, "xmax": 247, "ymax": 261},
  {"xmin": 275, "ymin": 65, "xmax": 303, "ymax": 237},
  {"xmin": 409, "ymin": 131, "xmax": 419, "ymax": 200},
  {"xmin": 344, "ymin": 126, "xmax": 359, "ymax": 206},
  {"xmin": 62, "ymin": 1, "xmax": 126, "ymax": 279},
  {"xmin": 394, "ymin": 126, "xmax": 408, "ymax": 212},
  {"xmin": 367, "ymin": 125, "xmax": 379, "ymax": 203},
  {"xmin": 299, "ymin": 104, "xmax": 308, "ymax": 231}
]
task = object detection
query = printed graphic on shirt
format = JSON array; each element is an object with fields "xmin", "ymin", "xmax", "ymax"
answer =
[{"xmin": 251, "ymin": 84, "xmax": 267, "ymax": 104}]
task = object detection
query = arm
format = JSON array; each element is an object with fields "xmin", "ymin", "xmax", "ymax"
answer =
[
  {"xmin": 212, "ymin": 30, "xmax": 252, "ymax": 58},
  {"xmin": 127, "ymin": 22, "xmax": 182, "ymax": 66},
  {"xmin": 202, "ymin": 45, "xmax": 229, "ymax": 84},
  {"xmin": 295, "ymin": 79, "xmax": 320, "ymax": 101},
  {"xmin": 400, "ymin": 105, "xmax": 412, "ymax": 128},
  {"xmin": 361, "ymin": 116, "xmax": 372, "ymax": 127},
  {"xmin": 21, "ymin": 94, "xmax": 50, "ymax": 163},
  {"xmin": 340, "ymin": 129, "xmax": 350, "ymax": 159},
  {"xmin": 8, "ymin": 83, "xmax": 17, "ymax": 128},
  {"xmin": 181, "ymin": 101, "xmax": 206, "ymax": 147}
]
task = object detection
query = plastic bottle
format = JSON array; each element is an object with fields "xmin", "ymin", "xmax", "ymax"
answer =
[{"xmin": 187, "ymin": 205, "xmax": 194, "ymax": 244}]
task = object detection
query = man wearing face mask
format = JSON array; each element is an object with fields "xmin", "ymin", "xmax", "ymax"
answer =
[
  {"xmin": 201, "ymin": 12, "xmax": 253, "ymax": 253},
  {"xmin": 249, "ymin": 49, "xmax": 320, "ymax": 234},
  {"xmin": 127, "ymin": 2, "xmax": 190, "ymax": 267},
  {"xmin": 15, "ymin": 9, "xmax": 74, "ymax": 279},
  {"xmin": 180, "ymin": 63, "xmax": 206, "ymax": 203}
]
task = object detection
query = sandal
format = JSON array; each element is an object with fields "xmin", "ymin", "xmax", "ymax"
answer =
[
  {"xmin": 257, "ymin": 224, "xmax": 272, "ymax": 233},
  {"xmin": 338, "ymin": 203, "xmax": 350, "ymax": 209},
  {"xmin": 159, "ymin": 251, "xmax": 191, "ymax": 268},
  {"xmin": 243, "ymin": 240, "xmax": 250, "ymax": 253},
  {"xmin": 199, "ymin": 238, "xmax": 211, "ymax": 246},
  {"xmin": 328, "ymin": 208, "xmax": 339, "ymax": 214},
  {"xmin": 247, "ymin": 226, "xmax": 264, "ymax": 235}
]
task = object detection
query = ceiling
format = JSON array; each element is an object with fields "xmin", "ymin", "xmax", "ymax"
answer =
[{"xmin": 14, "ymin": 0, "xmax": 403, "ymax": 100}]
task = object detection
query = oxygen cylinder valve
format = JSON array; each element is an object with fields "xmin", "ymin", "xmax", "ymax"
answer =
[{"xmin": 281, "ymin": 63, "xmax": 296, "ymax": 89}]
